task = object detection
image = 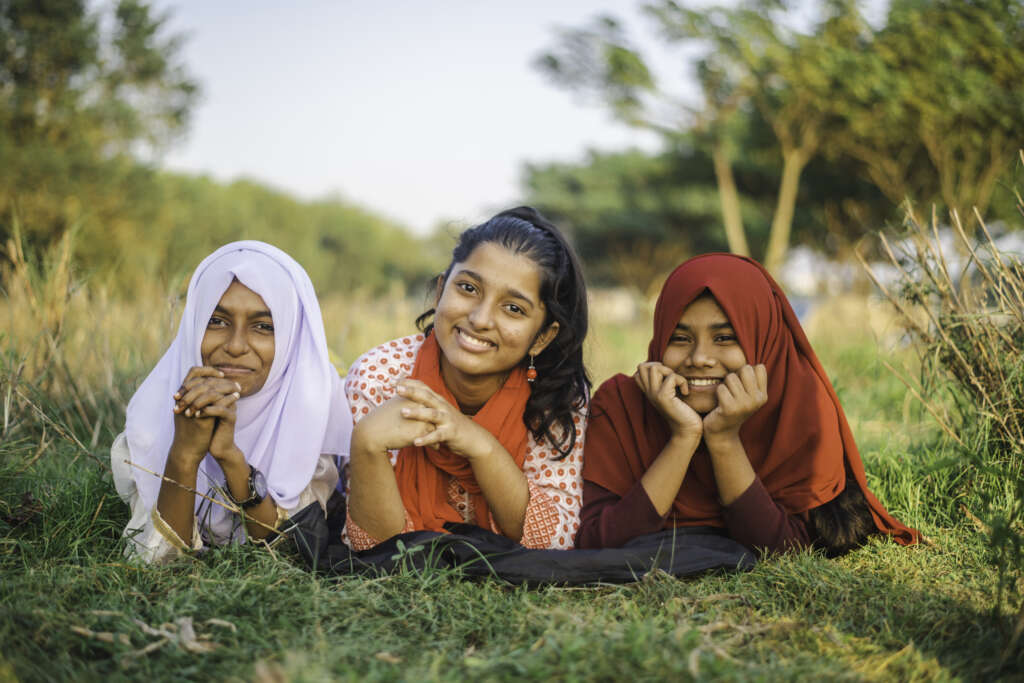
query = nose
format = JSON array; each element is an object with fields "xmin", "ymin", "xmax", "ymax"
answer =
[
  {"xmin": 467, "ymin": 300, "xmax": 494, "ymax": 330},
  {"xmin": 225, "ymin": 324, "xmax": 249, "ymax": 356},
  {"xmin": 688, "ymin": 338, "xmax": 715, "ymax": 367}
]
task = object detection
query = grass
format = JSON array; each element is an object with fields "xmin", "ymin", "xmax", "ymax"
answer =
[{"xmin": 1, "ymin": 275, "xmax": 1022, "ymax": 680}]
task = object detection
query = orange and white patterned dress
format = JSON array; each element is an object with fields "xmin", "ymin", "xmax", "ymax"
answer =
[{"xmin": 342, "ymin": 334, "xmax": 585, "ymax": 551}]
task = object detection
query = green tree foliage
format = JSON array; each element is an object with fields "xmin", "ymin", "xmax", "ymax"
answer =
[
  {"xmin": 0, "ymin": 1, "xmax": 438, "ymax": 297},
  {"xmin": 0, "ymin": 0, "xmax": 198, "ymax": 255},
  {"xmin": 523, "ymin": 137, "xmax": 891, "ymax": 292},
  {"xmin": 538, "ymin": 0, "xmax": 1024, "ymax": 273},
  {"xmin": 829, "ymin": 0, "xmax": 1024, "ymax": 225}
]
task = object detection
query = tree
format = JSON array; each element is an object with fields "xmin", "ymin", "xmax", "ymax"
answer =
[
  {"xmin": 540, "ymin": 1, "xmax": 872, "ymax": 273},
  {"xmin": 0, "ymin": 0, "xmax": 198, "ymax": 270},
  {"xmin": 539, "ymin": 0, "xmax": 1024, "ymax": 273},
  {"xmin": 827, "ymin": 0, "xmax": 1024, "ymax": 225}
]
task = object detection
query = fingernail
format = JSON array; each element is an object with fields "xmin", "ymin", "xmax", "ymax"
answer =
[
  {"xmin": 414, "ymin": 438, "xmax": 422, "ymax": 446},
  {"xmin": 235, "ymin": 382, "xmax": 241, "ymax": 392},
  {"xmin": 173, "ymin": 392, "xmax": 181, "ymax": 399},
  {"xmin": 232, "ymin": 392, "xmax": 240, "ymax": 399},
  {"xmin": 218, "ymin": 371, "xmax": 225, "ymax": 377},
  {"xmin": 195, "ymin": 409, "xmax": 202, "ymax": 417},
  {"xmin": 396, "ymin": 385, "xmax": 406, "ymax": 394},
  {"xmin": 401, "ymin": 408, "xmax": 410, "ymax": 417},
  {"xmin": 185, "ymin": 409, "xmax": 192, "ymax": 417}
]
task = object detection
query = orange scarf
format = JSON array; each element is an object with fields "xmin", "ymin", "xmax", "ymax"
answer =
[{"xmin": 393, "ymin": 333, "xmax": 531, "ymax": 533}]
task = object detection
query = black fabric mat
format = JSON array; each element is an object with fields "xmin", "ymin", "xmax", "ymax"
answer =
[{"xmin": 287, "ymin": 501, "xmax": 755, "ymax": 586}]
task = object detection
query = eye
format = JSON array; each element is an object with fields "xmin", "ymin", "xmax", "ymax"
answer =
[
  {"xmin": 255, "ymin": 321, "xmax": 275, "ymax": 334},
  {"xmin": 668, "ymin": 333, "xmax": 692, "ymax": 345},
  {"xmin": 455, "ymin": 281, "xmax": 477, "ymax": 295},
  {"xmin": 504, "ymin": 303, "xmax": 525, "ymax": 316},
  {"xmin": 715, "ymin": 332, "xmax": 737, "ymax": 343},
  {"xmin": 207, "ymin": 315, "xmax": 228, "ymax": 328}
]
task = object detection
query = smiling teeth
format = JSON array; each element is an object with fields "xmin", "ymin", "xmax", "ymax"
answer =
[
  {"xmin": 688, "ymin": 378, "xmax": 720, "ymax": 386},
  {"xmin": 458, "ymin": 329, "xmax": 493, "ymax": 349}
]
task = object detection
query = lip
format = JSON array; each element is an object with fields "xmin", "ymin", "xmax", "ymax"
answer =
[
  {"xmin": 454, "ymin": 326, "xmax": 496, "ymax": 353},
  {"xmin": 215, "ymin": 364, "xmax": 256, "ymax": 375}
]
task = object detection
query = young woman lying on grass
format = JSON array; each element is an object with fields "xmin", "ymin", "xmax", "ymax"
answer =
[
  {"xmin": 111, "ymin": 241, "xmax": 352, "ymax": 564},
  {"xmin": 343, "ymin": 207, "xmax": 590, "ymax": 550},
  {"xmin": 578, "ymin": 253, "xmax": 919, "ymax": 555}
]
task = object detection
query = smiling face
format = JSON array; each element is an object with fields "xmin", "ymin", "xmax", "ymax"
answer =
[
  {"xmin": 200, "ymin": 279, "xmax": 275, "ymax": 397},
  {"xmin": 432, "ymin": 241, "xmax": 558, "ymax": 399},
  {"xmin": 661, "ymin": 294, "xmax": 747, "ymax": 415}
]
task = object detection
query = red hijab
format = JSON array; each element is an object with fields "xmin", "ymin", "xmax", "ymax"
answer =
[
  {"xmin": 583, "ymin": 253, "xmax": 918, "ymax": 544},
  {"xmin": 392, "ymin": 333, "xmax": 530, "ymax": 533}
]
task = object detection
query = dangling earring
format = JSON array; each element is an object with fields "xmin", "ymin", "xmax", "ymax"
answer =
[{"xmin": 526, "ymin": 354, "xmax": 537, "ymax": 383}]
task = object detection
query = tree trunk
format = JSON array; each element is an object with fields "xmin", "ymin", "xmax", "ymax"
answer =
[
  {"xmin": 711, "ymin": 142, "xmax": 749, "ymax": 256},
  {"xmin": 763, "ymin": 148, "xmax": 808, "ymax": 275}
]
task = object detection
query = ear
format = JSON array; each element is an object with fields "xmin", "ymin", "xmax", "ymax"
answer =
[
  {"xmin": 432, "ymin": 274, "xmax": 445, "ymax": 306},
  {"xmin": 529, "ymin": 321, "xmax": 560, "ymax": 357}
]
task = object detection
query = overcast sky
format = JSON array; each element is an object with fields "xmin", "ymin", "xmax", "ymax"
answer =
[{"xmin": 152, "ymin": 1, "xmax": 680, "ymax": 233}]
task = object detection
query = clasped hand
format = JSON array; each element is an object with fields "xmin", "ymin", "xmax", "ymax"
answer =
[
  {"xmin": 170, "ymin": 366, "xmax": 242, "ymax": 465},
  {"xmin": 634, "ymin": 362, "xmax": 768, "ymax": 440},
  {"xmin": 356, "ymin": 379, "xmax": 497, "ymax": 461}
]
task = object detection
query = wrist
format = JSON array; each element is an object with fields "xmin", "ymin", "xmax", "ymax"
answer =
[
  {"xmin": 168, "ymin": 441, "xmax": 206, "ymax": 469},
  {"xmin": 704, "ymin": 429, "xmax": 743, "ymax": 452},
  {"xmin": 666, "ymin": 431, "xmax": 701, "ymax": 451},
  {"xmin": 463, "ymin": 432, "xmax": 502, "ymax": 464}
]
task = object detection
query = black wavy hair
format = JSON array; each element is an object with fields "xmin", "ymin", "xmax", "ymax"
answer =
[{"xmin": 416, "ymin": 206, "xmax": 591, "ymax": 459}]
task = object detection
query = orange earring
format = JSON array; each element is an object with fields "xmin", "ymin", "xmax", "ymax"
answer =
[{"xmin": 526, "ymin": 354, "xmax": 537, "ymax": 383}]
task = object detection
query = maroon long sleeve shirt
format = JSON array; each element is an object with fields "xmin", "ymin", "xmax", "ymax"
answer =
[{"xmin": 576, "ymin": 476, "xmax": 810, "ymax": 554}]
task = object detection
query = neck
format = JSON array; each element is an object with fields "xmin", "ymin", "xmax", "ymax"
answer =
[{"xmin": 439, "ymin": 354, "xmax": 508, "ymax": 414}]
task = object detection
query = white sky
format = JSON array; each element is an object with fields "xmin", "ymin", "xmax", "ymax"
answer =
[{"xmin": 153, "ymin": 1, "xmax": 677, "ymax": 233}]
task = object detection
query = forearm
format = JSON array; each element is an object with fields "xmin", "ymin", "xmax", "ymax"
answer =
[
  {"xmin": 156, "ymin": 448, "xmax": 201, "ymax": 544},
  {"xmin": 219, "ymin": 453, "xmax": 278, "ymax": 540},
  {"xmin": 469, "ymin": 436, "xmax": 529, "ymax": 541},
  {"xmin": 704, "ymin": 432, "xmax": 756, "ymax": 505},
  {"xmin": 640, "ymin": 435, "xmax": 701, "ymax": 516},
  {"xmin": 347, "ymin": 432, "xmax": 408, "ymax": 540},
  {"xmin": 577, "ymin": 480, "xmax": 666, "ymax": 549}
]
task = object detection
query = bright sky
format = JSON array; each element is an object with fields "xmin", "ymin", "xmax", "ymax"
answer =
[{"xmin": 154, "ymin": 1, "xmax": 675, "ymax": 234}]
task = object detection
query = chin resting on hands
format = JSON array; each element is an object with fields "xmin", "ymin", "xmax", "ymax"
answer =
[
  {"xmin": 634, "ymin": 362, "xmax": 703, "ymax": 441},
  {"xmin": 703, "ymin": 364, "xmax": 768, "ymax": 437}
]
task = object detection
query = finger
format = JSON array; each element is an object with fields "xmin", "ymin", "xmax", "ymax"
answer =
[
  {"xmin": 396, "ymin": 379, "xmax": 447, "ymax": 408},
  {"xmin": 178, "ymin": 379, "xmax": 241, "ymax": 410},
  {"xmin": 413, "ymin": 425, "xmax": 450, "ymax": 448},
  {"xmin": 180, "ymin": 376, "xmax": 241, "ymax": 396},
  {"xmin": 201, "ymin": 393, "xmax": 239, "ymax": 421},
  {"xmin": 737, "ymin": 364, "xmax": 758, "ymax": 394},
  {"xmin": 755, "ymin": 364, "xmax": 768, "ymax": 392},
  {"xmin": 175, "ymin": 367, "xmax": 225, "ymax": 399},
  {"xmin": 723, "ymin": 372, "xmax": 745, "ymax": 398},
  {"xmin": 190, "ymin": 389, "xmax": 241, "ymax": 413},
  {"xmin": 401, "ymin": 404, "xmax": 448, "ymax": 425}
]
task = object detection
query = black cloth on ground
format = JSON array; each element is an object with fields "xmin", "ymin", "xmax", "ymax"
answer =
[{"xmin": 286, "ymin": 499, "xmax": 755, "ymax": 586}]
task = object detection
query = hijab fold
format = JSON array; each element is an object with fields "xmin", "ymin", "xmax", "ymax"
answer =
[
  {"xmin": 124, "ymin": 241, "xmax": 351, "ymax": 540},
  {"xmin": 583, "ymin": 253, "xmax": 918, "ymax": 544},
  {"xmin": 393, "ymin": 333, "xmax": 530, "ymax": 533}
]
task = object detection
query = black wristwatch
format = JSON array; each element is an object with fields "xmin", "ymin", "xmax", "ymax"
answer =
[{"xmin": 230, "ymin": 465, "xmax": 268, "ymax": 509}]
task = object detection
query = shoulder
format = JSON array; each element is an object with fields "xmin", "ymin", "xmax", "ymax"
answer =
[
  {"xmin": 590, "ymin": 373, "xmax": 637, "ymax": 416},
  {"xmin": 344, "ymin": 335, "xmax": 425, "ymax": 415}
]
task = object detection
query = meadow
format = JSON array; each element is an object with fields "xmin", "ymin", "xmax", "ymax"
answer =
[{"xmin": 1, "ymin": 271, "xmax": 1021, "ymax": 681}]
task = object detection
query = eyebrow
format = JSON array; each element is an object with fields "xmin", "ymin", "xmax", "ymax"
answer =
[
  {"xmin": 457, "ymin": 268, "xmax": 537, "ymax": 308},
  {"xmin": 674, "ymin": 321, "xmax": 734, "ymax": 332},
  {"xmin": 213, "ymin": 304, "xmax": 273, "ymax": 320}
]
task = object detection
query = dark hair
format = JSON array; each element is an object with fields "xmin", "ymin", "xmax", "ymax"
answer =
[{"xmin": 416, "ymin": 206, "xmax": 591, "ymax": 459}]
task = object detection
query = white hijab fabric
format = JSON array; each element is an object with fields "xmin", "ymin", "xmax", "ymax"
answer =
[{"xmin": 124, "ymin": 241, "xmax": 351, "ymax": 530}]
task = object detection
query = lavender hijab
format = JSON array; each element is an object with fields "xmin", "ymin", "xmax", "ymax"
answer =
[{"xmin": 124, "ymin": 241, "xmax": 350, "ymax": 531}]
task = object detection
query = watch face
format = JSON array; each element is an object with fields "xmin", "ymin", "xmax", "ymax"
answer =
[{"xmin": 252, "ymin": 469, "xmax": 268, "ymax": 500}]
